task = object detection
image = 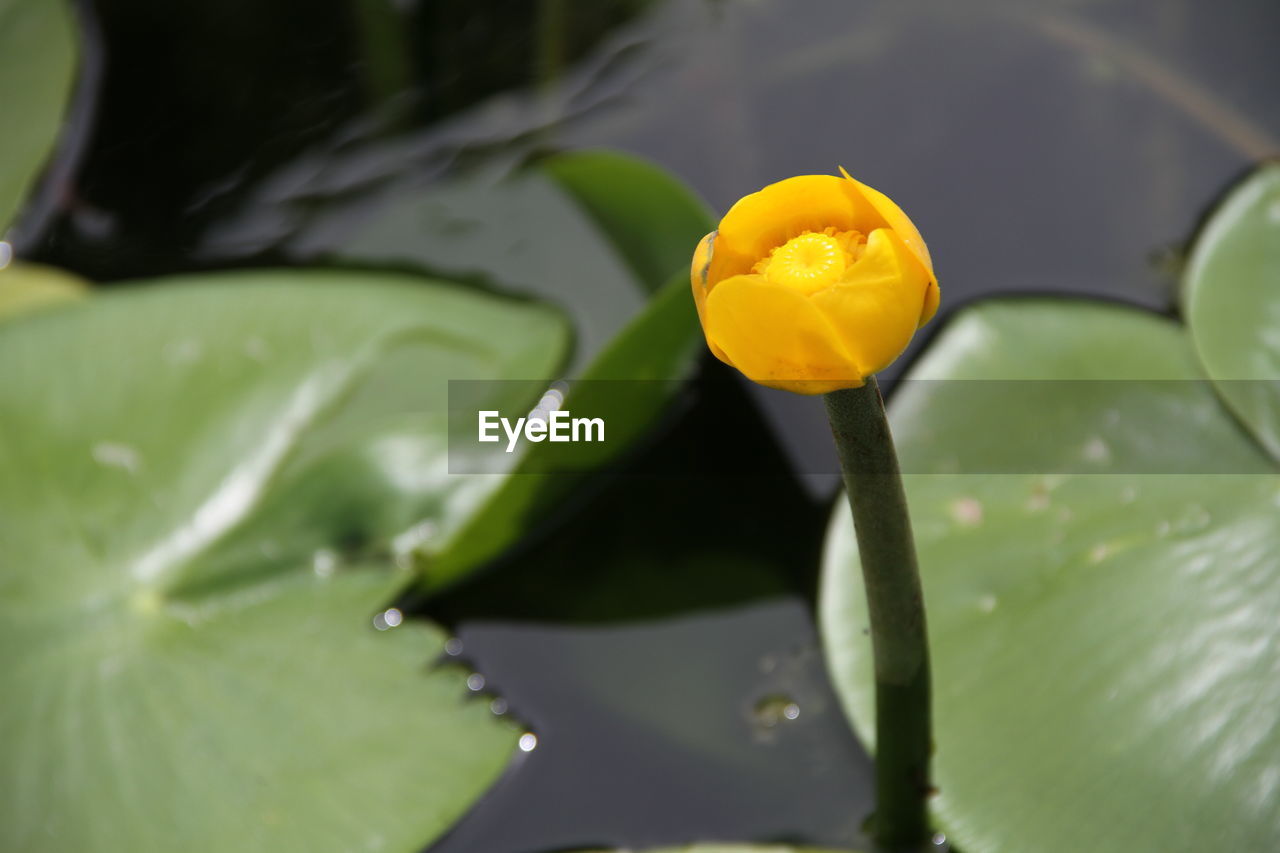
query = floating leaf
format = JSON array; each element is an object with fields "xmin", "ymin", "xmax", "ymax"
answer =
[
  {"xmin": 822, "ymin": 301, "xmax": 1280, "ymax": 853},
  {"xmin": 375, "ymin": 151, "xmax": 715, "ymax": 588},
  {"xmin": 0, "ymin": 270, "xmax": 569, "ymax": 852},
  {"xmin": 0, "ymin": 0, "xmax": 77, "ymax": 231},
  {"xmin": 1184, "ymin": 163, "xmax": 1280, "ymax": 461}
]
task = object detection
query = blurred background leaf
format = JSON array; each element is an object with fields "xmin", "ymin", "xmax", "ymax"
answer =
[
  {"xmin": 821, "ymin": 295, "xmax": 1280, "ymax": 853},
  {"xmin": 1183, "ymin": 162, "xmax": 1280, "ymax": 460},
  {"xmin": 0, "ymin": 270, "xmax": 569, "ymax": 852},
  {"xmin": 398, "ymin": 151, "xmax": 716, "ymax": 590},
  {"xmin": 0, "ymin": 0, "xmax": 76, "ymax": 232},
  {"xmin": 540, "ymin": 150, "xmax": 713, "ymax": 294}
]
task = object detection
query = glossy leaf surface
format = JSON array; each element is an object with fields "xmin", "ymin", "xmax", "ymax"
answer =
[
  {"xmin": 822, "ymin": 301, "xmax": 1280, "ymax": 853},
  {"xmin": 0, "ymin": 270, "xmax": 568, "ymax": 852}
]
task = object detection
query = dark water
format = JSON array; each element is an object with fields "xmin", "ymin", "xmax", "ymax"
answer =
[{"xmin": 22, "ymin": 0, "xmax": 1280, "ymax": 850}]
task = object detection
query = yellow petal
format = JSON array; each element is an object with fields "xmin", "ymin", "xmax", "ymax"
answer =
[
  {"xmin": 690, "ymin": 230, "xmax": 716, "ymax": 291},
  {"xmin": 708, "ymin": 175, "xmax": 880, "ymax": 289},
  {"xmin": 919, "ymin": 280, "xmax": 940, "ymax": 327},
  {"xmin": 810, "ymin": 228, "xmax": 929, "ymax": 376},
  {"xmin": 839, "ymin": 167, "xmax": 936, "ymax": 285},
  {"xmin": 704, "ymin": 273, "xmax": 863, "ymax": 394},
  {"xmin": 690, "ymin": 232, "xmax": 731, "ymax": 364}
]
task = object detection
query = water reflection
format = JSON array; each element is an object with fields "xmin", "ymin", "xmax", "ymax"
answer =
[{"xmin": 426, "ymin": 600, "xmax": 874, "ymax": 853}]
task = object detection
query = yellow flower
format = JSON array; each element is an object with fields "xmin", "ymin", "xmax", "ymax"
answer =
[{"xmin": 690, "ymin": 168, "xmax": 939, "ymax": 394}]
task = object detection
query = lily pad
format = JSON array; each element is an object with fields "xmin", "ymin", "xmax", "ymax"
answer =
[
  {"xmin": 821, "ymin": 300, "xmax": 1280, "ymax": 853},
  {"xmin": 1184, "ymin": 163, "xmax": 1280, "ymax": 461},
  {"xmin": 0, "ymin": 270, "xmax": 568, "ymax": 852},
  {"xmin": 296, "ymin": 149, "xmax": 711, "ymax": 373},
  {"xmin": 0, "ymin": 0, "xmax": 77, "ymax": 232},
  {"xmin": 147, "ymin": 148, "xmax": 715, "ymax": 589},
  {"xmin": 389, "ymin": 152, "xmax": 715, "ymax": 588}
]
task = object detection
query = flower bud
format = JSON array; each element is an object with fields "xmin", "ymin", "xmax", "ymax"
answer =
[{"xmin": 691, "ymin": 168, "xmax": 938, "ymax": 394}]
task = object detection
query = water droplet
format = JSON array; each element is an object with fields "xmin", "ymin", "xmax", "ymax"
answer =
[
  {"xmin": 372, "ymin": 608, "xmax": 403, "ymax": 631},
  {"xmin": 932, "ymin": 831, "xmax": 948, "ymax": 848},
  {"xmin": 518, "ymin": 732, "xmax": 538, "ymax": 752},
  {"xmin": 312, "ymin": 548, "xmax": 338, "ymax": 578},
  {"xmin": 752, "ymin": 694, "xmax": 802, "ymax": 732},
  {"xmin": 1082, "ymin": 437, "xmax": 1111, "ymax": 464},
  {"xmin": 948, "ymin": 497, "xmax": 983, "ymax": 527},
  {"xmin": 443, "ymin": 637, "xmax": 464, "ymax": 657},
  {"xmin": 532, "ymin": 384, "xmax": 566, "ymax": 415},
  {"xmin": 489, "ymin": 698, "xmax": 508, "ymax": 716},
  {"xmin": 0, "ymin": 241, "xmax": 11, "ymax": 269},
  {"xmin": 466, "ymin": 673, "xmax": 486, "ymax": 692},
  {"xmin": 392, "ymin": 520, "xmax": 437, "ymax": 569},
  {"xmin": 978, "ymin": 594, "xmax": 997, "ymax": 613},
  {"xmin": 1172, "ymin": 504, "xmax": 1211, "ymax": 536},
  {"xmin": 92, "ymin": 442, "xmax": 141, "ymax": 474}
]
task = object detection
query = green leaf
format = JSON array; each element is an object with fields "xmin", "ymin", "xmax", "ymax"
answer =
[
  {"xmin": 821, "ymin": 301, "xmax": 1280, "ymax": 853},
  {"xmin": 320, "ymin": 152, "xmax": 692, "ymax": 372},
  {"xmin": 1184, "ymin": 163, "xmax": 1280, "ymax": 461},
  {"xmin": 0, "ymin": 0, "xmax": 77, "ymax": 232},
  {"xmin": 541, "ymin": 149, "xmax": 713, "ymax": 293},
  {"xmin": 0, "ymin": 270, "xmax": 569, "ymax": 852},
  {"xmin": 365, "ymin": 151, "xmax": 716, "ymax": 589},
  {"xmin": 0, "ymin": 260, "xmax": 88, "ymax": 322},
  {"xmin": 424, "ymin": 268, "xmax": 705, "ymax": 590}
]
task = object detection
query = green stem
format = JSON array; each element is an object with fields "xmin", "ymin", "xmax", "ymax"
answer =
[{"xmin": 824, "ymin": 378, "xmax": 933, "ymax": 851}]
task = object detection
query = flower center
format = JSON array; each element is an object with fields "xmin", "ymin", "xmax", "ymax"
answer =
[{"xmin": 755, "ymin": 229, "xmax": 863, "ymax": 293}]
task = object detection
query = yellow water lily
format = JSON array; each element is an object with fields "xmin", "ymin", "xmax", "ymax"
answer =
[{"xmin": 690, "ymin": 168, "xmax": 939, "ymax": 394}]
